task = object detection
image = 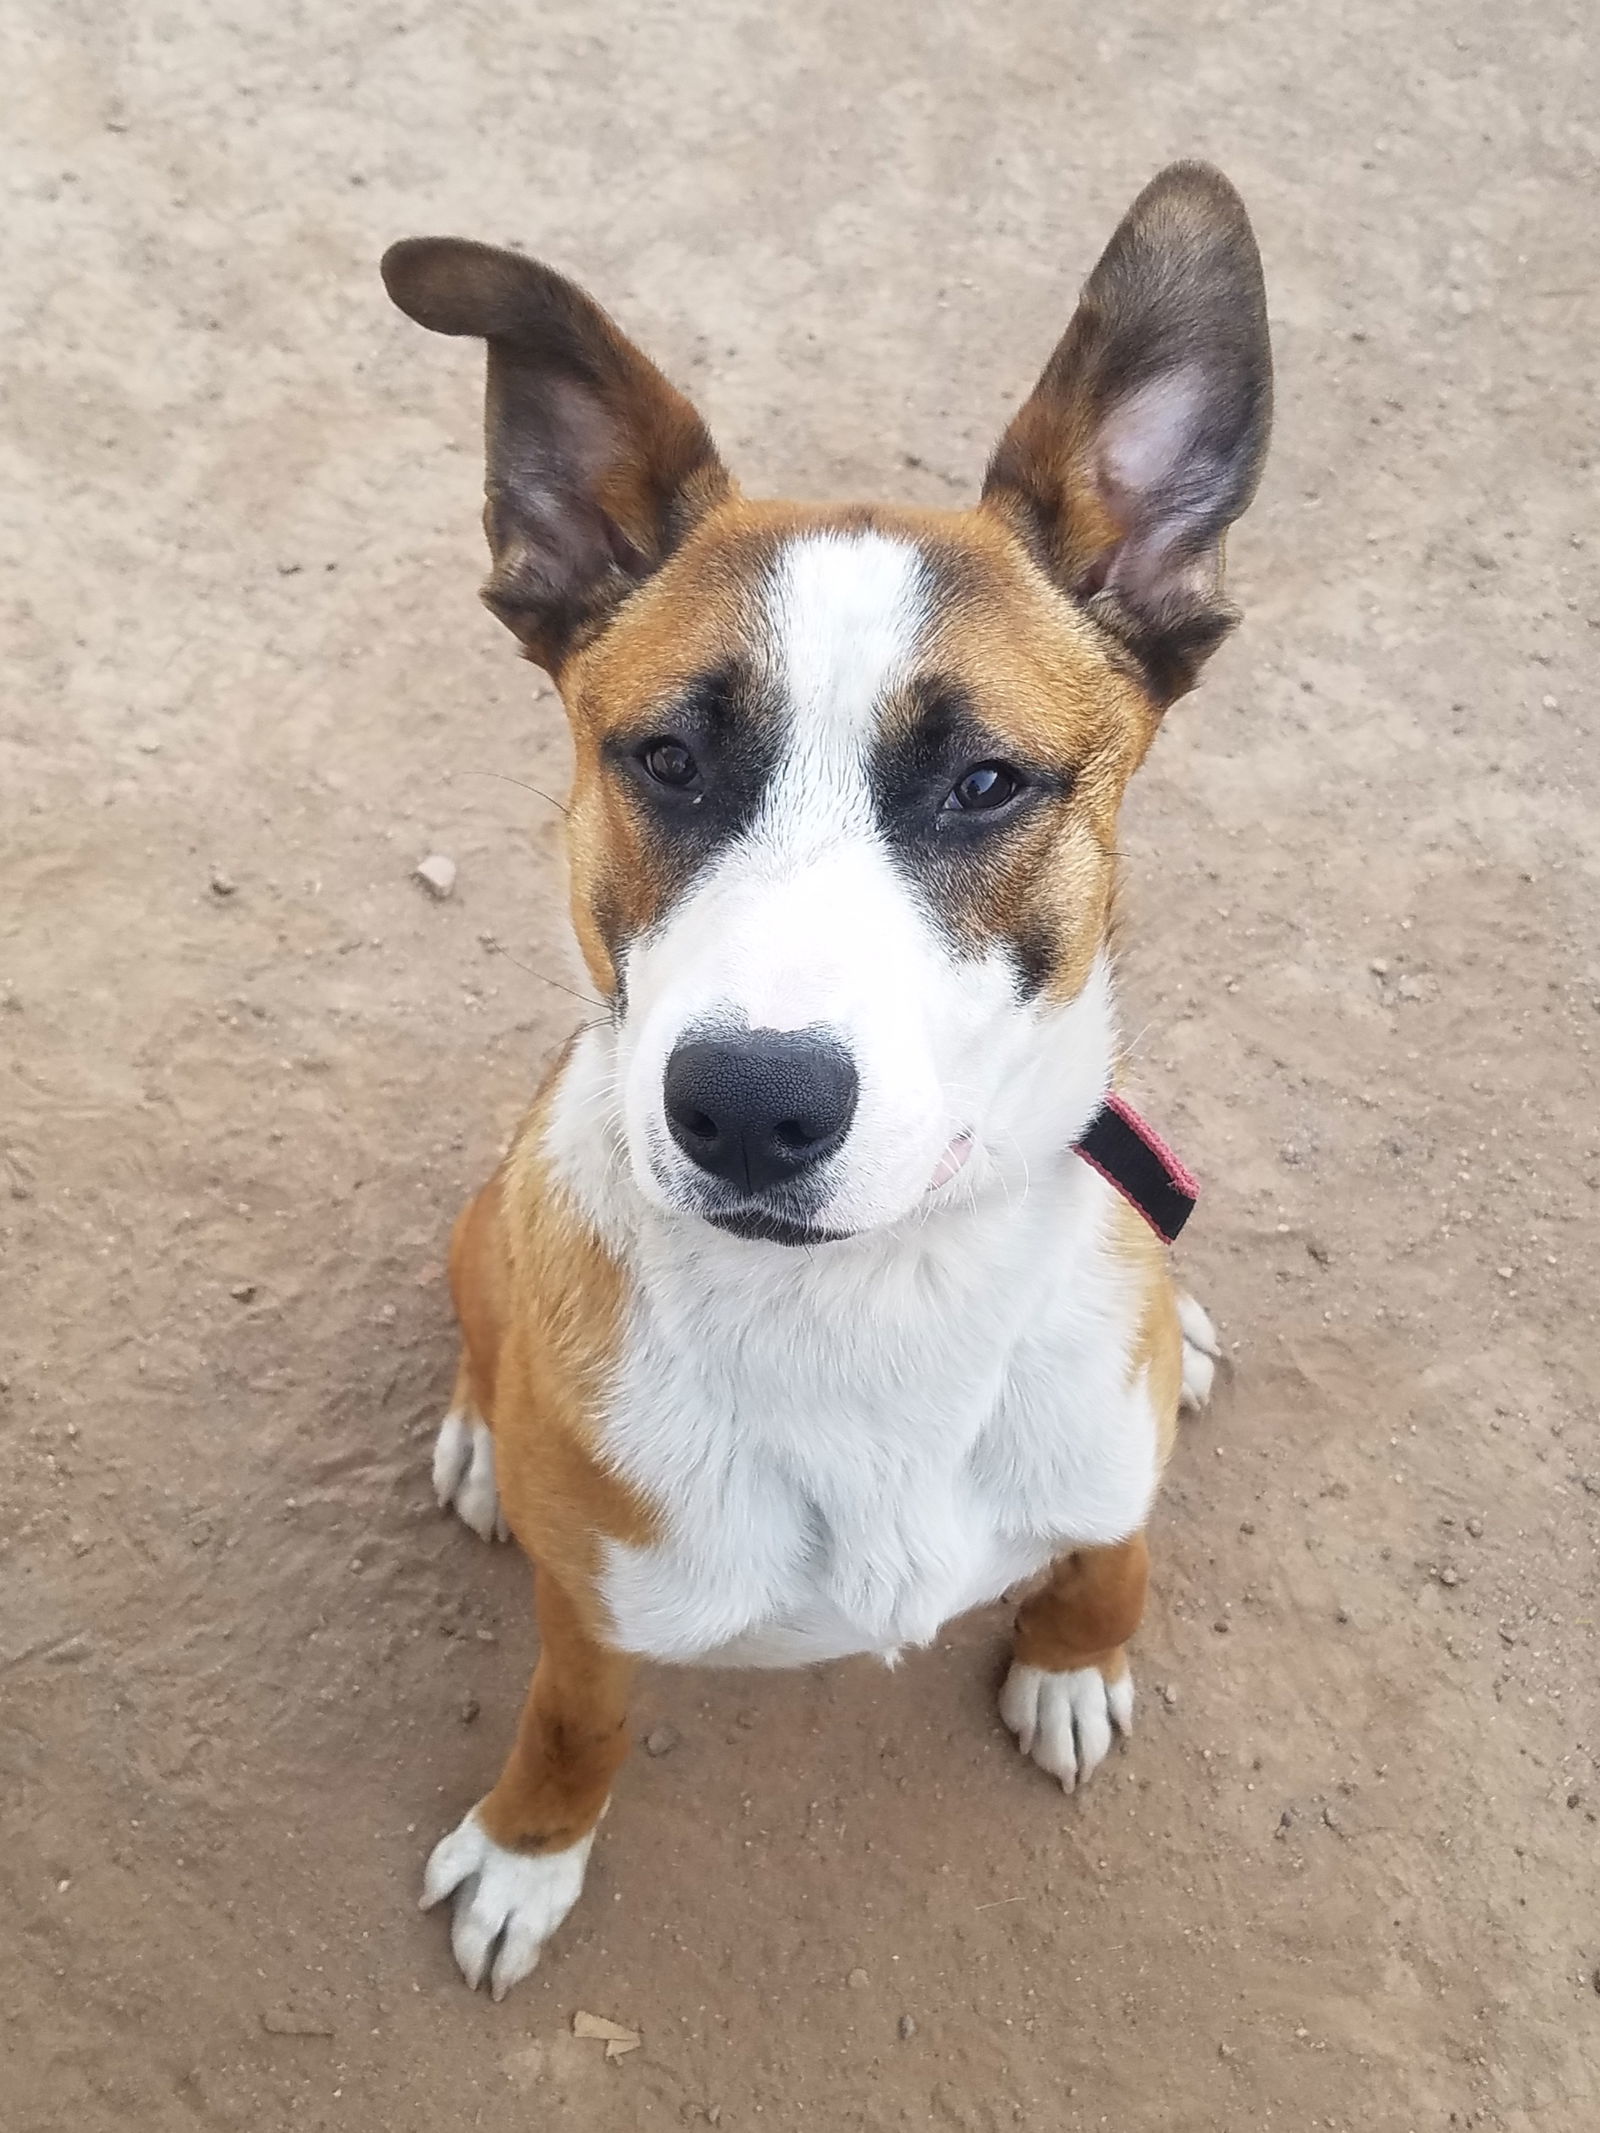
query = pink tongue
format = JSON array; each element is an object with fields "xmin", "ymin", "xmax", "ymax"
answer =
[{"xmin": 929, "ymin": 1132, "xmax": 973, "ymax": 1192}]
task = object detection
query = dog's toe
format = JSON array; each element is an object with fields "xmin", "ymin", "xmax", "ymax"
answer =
[
  {"xmin": 1177, "ymin": 1292, "xmax": 1221, "ymax": 1412},
  {"xmin": 432, "ymin": 1410, "xmax": 507, "ymax": 1542},
  {"xmin": 422, "ymin": 1807, "xmax": 594, "ymax": 1999},
  {"xmin": 1000, "ymin": 1661, "xmax": 1133, "ymax": 1793}
]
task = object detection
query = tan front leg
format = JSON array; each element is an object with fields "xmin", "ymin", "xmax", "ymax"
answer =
[
  {"xmin": 1000, "ymin": 1535, "xmax": 1148, "ymax": 1792},
  {"xmin": 423, "ymin": 1566, "xmax": 636, "ymax": 1997}
]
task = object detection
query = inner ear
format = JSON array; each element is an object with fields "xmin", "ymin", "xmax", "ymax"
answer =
[
  {"xmin": 382, "ymin": 237, "xmax": 730, "ymax": 673},
  {"xmin": 982, "ymin": 162, "xmax": 1272, "ymax": 703}
]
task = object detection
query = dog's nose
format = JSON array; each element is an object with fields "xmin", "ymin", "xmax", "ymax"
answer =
[{"xmin": 663, "ymin": 1030, "xmax": 859, "ymax": 1194}]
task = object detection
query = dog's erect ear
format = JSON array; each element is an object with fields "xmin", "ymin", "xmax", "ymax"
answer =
[
  {"xmin": 381, "ymin": 238, "xmax": 730, "ymax": 670},
  {"xmin": 983, "ymin": 163, "xmax": 1272, "ymax": 703}
]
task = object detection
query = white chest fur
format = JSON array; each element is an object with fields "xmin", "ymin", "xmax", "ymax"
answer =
[{"xmin": 554, "ymin": 1124, "xmax": 1161, "ymax": 1669}]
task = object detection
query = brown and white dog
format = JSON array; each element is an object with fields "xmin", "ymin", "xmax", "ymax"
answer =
[{"xmin": 380, "ymin": 161, "xmax": 1271, "ymax": 1998}]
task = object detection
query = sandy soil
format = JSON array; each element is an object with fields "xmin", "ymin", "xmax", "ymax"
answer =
[{"xmin": 3, "ymin": 3, "xmax": 1597, "ymax": 2128}]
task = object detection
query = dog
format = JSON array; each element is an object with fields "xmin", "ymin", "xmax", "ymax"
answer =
[{"xmin": 380, "ymin": 160, "xmax": 1271, "ymax": 1998}]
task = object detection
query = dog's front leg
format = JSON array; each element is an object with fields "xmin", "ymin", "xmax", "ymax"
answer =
[
  {"xmin": 999, "ymin": 1534, "xmax": 1148, "ymax": 1793},
  {"xmin": 423, "ymin": 1565, "xmax": 635, "ymax": 1998}
]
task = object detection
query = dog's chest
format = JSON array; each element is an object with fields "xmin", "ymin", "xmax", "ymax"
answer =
[{"xmin": 594, "ymin": 1190, "xmax": 1159, "ymax": 1667}]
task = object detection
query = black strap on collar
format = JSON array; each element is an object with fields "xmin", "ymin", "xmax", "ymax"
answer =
[{"xmin": 1074, "ymin": 1094, "xmax": 1198, "ymax": 1244}]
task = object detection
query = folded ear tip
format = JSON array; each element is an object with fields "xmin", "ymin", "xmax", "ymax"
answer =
[
  {"xmin": 381, "ymin": 236, "xmax": 469, "ymax": 330},
  {"xmin": 380, "ymin": 236, "xmax": 548, "ymax": 338}
]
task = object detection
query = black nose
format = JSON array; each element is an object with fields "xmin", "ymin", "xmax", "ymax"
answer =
[{"xmin": 663, "ymin": 1029, "xmax": 859, "ymax": 1194}]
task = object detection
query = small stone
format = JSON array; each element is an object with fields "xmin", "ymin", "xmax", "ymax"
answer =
[
  {"xmin": 644, "ymin": 1722, "xmax": 681, "ymax": 1758},
  {"xmin": 1566, "ymin": 1791, "xmax": 1581, "ymax": 1809},
  {"xmin": 1218, "ymin": 2042, "xmax": 1233, "ymax": 2060},
  {"xmin": 1238, "ymin": 1520, "xmax": 1256, "ymax": 1536},
  {"xmin": 1369, "ymin": 957, "xmax": 1390, "ymax": 976},
  {"xmin": 1160, "ymin": 1683, "xmax": 1179, "ymax": 1709},
  {"xmin": 414, "ymin": 854, "xmax": 457, "ymax": 900},
  {"xmin": 1212, "ymin": 1617, "xmax": 1231, "ymax": 1634},
  {"xmin": 1592, "ymin": 1966, "xmax": 1600, "ymax": 1997},
  {"xmin": 1336, "ymin": 1606, "xmax": 1352, "ymax": 1625},
  {"xmin": 898, "ymin": 2014, "xmax": 917, "ymax": 2040},
  {"xmin": 1542, "ymin": 694, "xmax": 1559, "ymax": 711},
  {"xmin": 460, "ymin": 1696, "xmax": 480, "ymax": 1726},
  {"xmin": 135, "ymin": 731, "xmax": 162, "ymax": 754},
  {"xmin": 847, "ymin": 1967, "xmax": 870, "ymax": 1990},
  {"xmin": 230, "ymin": 1281, "xmax": 257, "ymax": 1302},
  {"xmin": 1465, "ymin": 1516, "xmax": 1484, "ymax": 1539},
  {"xmin": 1321, "ymin": 1804, "xmax": 1343, "ymax": 1833},
  {"xmin": 1435, "ymin": 1566, "xmax": 1460, "ymax": 1588}
]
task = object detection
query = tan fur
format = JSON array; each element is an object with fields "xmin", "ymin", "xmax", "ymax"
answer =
[
  {"xmin": 1010, "ymin": 1200, "xmax": 1182, "ymax": 1681},
  {"xmin": 555, "ymin": 493, "xmax": 1160, "ymax": 1005}
]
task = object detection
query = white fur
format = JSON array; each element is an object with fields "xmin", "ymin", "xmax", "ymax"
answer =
[
  {"xmin": 422, "ymin": 1807, "xmax": 592, "ymax": 1997},
  {"xmin": 537, "ymin": 527, "xmax": 1176, "ymax": 1672},
  {"xmin": 1177, "ymin": 1292, "xmax": 1220, "ymax": 1412},
  {"xmin": 546, "ymin": 977, "xmax": 1160, "ymax": 1670},
  {"xmin": 433, "ymin": 1409, "xmax": 507, "ymax": 1542},
  {"xmin": 617, "ymin": 531, "xmax": 978, "ymax": 1238},
  {"xmin": 999, "ymin": 1661, "xmax": 1133, "ymax": 1790}
]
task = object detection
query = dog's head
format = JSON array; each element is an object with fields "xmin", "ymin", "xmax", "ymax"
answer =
[{"xmin": 383, "ymin": 164, "xmax": 1271, "ymax": 1246}]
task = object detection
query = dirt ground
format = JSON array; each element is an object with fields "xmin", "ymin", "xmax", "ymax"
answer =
[{"xmin": 3, "ymin": 3, "xmax": 1597, "ymax": 2128}]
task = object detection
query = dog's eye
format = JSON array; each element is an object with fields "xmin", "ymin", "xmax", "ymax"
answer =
[
  {"xmin": 943, "ymin": 761, "xmax": 1024, "ymax": 813},
  {"xmin": 640, "ymin": 738, "xmax": 700, "ymax": 789}
]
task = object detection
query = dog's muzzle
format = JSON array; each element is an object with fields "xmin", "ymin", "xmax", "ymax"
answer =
[{"xmin": 661, "ymin": 1026, "xmax": 858, "ymax": 1240}]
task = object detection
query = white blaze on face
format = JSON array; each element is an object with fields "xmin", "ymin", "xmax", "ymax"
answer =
[{"xmin": 615, "ymin": 530, "xmax": 1109, "ymax": 1236}]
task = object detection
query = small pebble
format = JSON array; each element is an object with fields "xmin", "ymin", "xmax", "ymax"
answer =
[
  {"xmin": 1465, "ymin": 1516, "xmax": 1484, "ymax": 1538},
  {"xmin": 1160, "ymin": 1683, "xmax": 1179, "ymax": 1709},
  {"xmin": 898, "ymin": 2014, "xmax": 917, "ymax": 2040},
  {"xmin": 209, "ymin": 870, "xmax": 236, "ymax": 897},
  {"xmin": 1435, "ymin": 1566, "xmax": 1460, "ymax": 1588},
  {"xmin": 1212, "ymin": 1617, "xmax": 1231, "ymax": 1634},
  {"xmin": 459, "ymin": 1697, "xmax": 480, "ymax": 1726},
  {"xmin": 230, "ymin": 1282, "xmax": 257, "ymax": 1302},
  {"xmin": 415, "ymin": 854, "xmax": 457, "ymax": 900},
  {"xmin": 1336, "ymin": 1606, "xmax": 1352, "ymax": 1625},
  {"xmin": 847, "ymin": 1967, "xmax": 869, "ymax": 1990},
  {"xmin": 1369, "ymin": 957, "xmax": 1390, "ymax": 976},
  {"xmin": 644, "ymin": 1722, "xmax": 681, "ymax": 1758}
]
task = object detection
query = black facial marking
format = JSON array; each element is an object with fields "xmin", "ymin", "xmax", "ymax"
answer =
[
  {"xmin": 603, "ymin": 660, "xmax": 785, "ymax": 910},
  {"xmin": 1006, "ymin": 925, "xmax": 1058, "ymax": 1000},
  {"xmin": 867, "ymin": 676, "xmax": 1071, "ymax": 994}
]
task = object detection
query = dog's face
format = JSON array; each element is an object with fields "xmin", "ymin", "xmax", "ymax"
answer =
[{"xmin": 384, "ymin": 164, "xmax": 1271, "ymax": 1244}]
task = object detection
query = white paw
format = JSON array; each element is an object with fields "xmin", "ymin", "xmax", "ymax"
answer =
[
  {"xmin": 421, "ymin": 1806, "xmax": 594, "ymax": 1999},
  {"xmin": 999, "ymin": 1662, "xmax": 1134, "ymax": 1792},
  {"xmin": 431, "ymin": 1409, "xmax": 508, "ymax": 1541},
  {"xmin": 1177, "ymin": 1292, "xmax": 1220, "ymax": 1413}
]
